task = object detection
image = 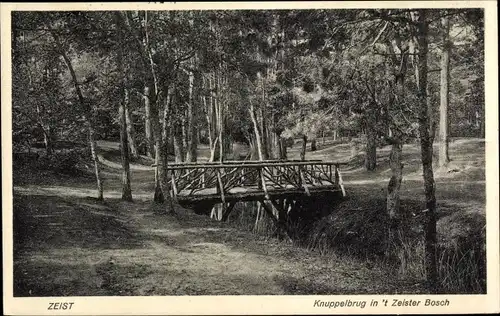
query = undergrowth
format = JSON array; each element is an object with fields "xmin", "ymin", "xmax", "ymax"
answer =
[
  {"xmin": 227, "ymin": 194, "xmax": 486, "ymax": 294},
  {"xmin": 14, "ymin": 147, "xmax": 92, "ymax": 177}
]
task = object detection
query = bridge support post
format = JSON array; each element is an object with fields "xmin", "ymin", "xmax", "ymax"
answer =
[
  {"xmin": 260, "ymin": 199, "xmax": 291, "ymax": 241},
  {"xmin": 212, "ymin": 168, "xmax": 227, "ymax": 221},
  {"xmin": 270, "ymin": 199, "xmax": 289, "ymax": 240},
  {"xmin": 221, "ymin": 201, "xmax": 237, "ymax": 222}
]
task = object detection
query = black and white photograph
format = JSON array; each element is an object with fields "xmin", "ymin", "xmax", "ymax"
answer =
[{"xmin": 2, "ymin": 1, "xmax": 499, "ymax": 315}]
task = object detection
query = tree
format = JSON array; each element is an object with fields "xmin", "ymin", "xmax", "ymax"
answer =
[
  {"xmin": 438, "ymin": 14, "xmax": 451, "ymax": 167},
  {"xmin": 413, "ymin": 9, "xmax": 438, "ymax": 292},
  {"xmin": 115, "ymin": 12, "xmax": 133, "ymax": 201},
  {"xmin": 49, "ymin": 25, "xmax": 104, "ymax": 201}
]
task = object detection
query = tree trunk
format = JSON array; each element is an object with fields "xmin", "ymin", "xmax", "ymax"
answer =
[
  {"xmin": 365, "ymin": 126, "xmax": 377, "ymax": 171},
  {"xmin": 186, "ymin": 62, "xmax": 198, "ymax": 162},
  {"xmin": 181, "ymin": 112, "xmax": 188, "ymax": 159},
  {"xmin": 117, "ymin": 30, "xmax": 133, "ymax": 202},
  {"xmin": 259, "ymin": 107, "xmax": 269, "ymax": 160},
  {"xmin": 143, "ymin": 86, "xmax": 155, "ymax": 158},
  {"xmin": 386, "ymin": 140, "xmax": 403, "ymax": 220},
  {"xmin": 254, "ymin": 202, "xmax": 263, "ymax": 232},
  {"xmin": 124, "ymin": 89, "xmax": 139, "ymax": 160},
  {"xmin": 162, "ymin": 86, "xmax": 173, "ymax": 156},
  {"xmin": 36, "ymin": 103, "xmax": 53, "ymax": 156},
  {"xmin": 365, "ymin": 107, "xmax": 377, "ymax": 170},
  {"xmin": 248, "ymin": 137, "xmax": 258, "ymax": 160},
  {"xmin": 119, "ymin": 94, "xmax": 133, "ymax": 201},
  {"xmin": 216, "ymin": 74, "xmax": 224, "ymax": 162},
  {"xmin": 153, "ymin": 139, "xmax": 164, "ymax": 203},
  {"xmin": 149, "ymin": 88, "xmax": 173, "ymax": 209},
  {"xmin": 249, "ymin": 100, "xmax": 264, "ymax": 161},
  {"xmin": 88, "ymin": 122, "xmax": 104, "ymax": 201},
  {"xmin": 42, "ymin": 127, "xmax": 53, "ymax": 156},
  {"xmin": 279, "ymin": 137, "xmax": 287, "ymax": 160},
  {"xmin": 300, "ymin": 134, "xmax": 307, "ymax": 161},
  {"xmin": 202, "ymin": 88, "xmax": 218, "ymax": 162},
  {"xmin": 310, "ymin": 138, "xmax": 317, "ymax": 151},
  {"xmin": 51, "ymin": 30, "xmax": 103, "ymax": 201},
  {"xmin": 415, "ymin": 10, "xmax": 438, "ymax": 292},
  {"xmin": 173, "ymin": 122, "xmax": 185, "ymax": 163},
  {"xmin": 155, "ymin": 113, "xmax": 175, "ymax": 212},
  {"xmin": 438, "ymin": 15, "xmax": 451, "ymax": 167}
]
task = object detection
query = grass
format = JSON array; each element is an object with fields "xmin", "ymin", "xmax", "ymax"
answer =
[{"xmin": 12, "ymin": 137, "xmax": 486, "ymax": 295}]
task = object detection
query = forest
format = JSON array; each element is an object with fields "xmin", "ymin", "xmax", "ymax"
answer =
[{"xmin": 11, "ymin": 8, "xmax": 486, "ymax": 296}]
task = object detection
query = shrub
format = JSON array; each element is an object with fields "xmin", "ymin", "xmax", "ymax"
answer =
[
  {"xmin": 34, "ymin": 148, "xmax": 91, "ymax": 176},
  {"xmin": 304, "ymin": 195, "xmax": 486, "ymax": 294}
]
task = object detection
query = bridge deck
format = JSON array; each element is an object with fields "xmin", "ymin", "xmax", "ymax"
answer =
[
  {"xmin": 167, "ymin": 160, "xmax": 347, "ymax": 205},
  {"xmin": 176, "ymin": 184, "xmax": 341, "ymax": 203}
]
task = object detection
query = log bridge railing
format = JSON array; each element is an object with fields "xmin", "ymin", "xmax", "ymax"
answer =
[{"xmin": 167, "ymin": 160, "xmax": 347, "ymax": 203}]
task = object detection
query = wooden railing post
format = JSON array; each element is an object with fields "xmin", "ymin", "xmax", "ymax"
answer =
[
  {"xmin": 298, "ymin": 164, "xmax": 310, "ymax": 196},
  {"xmin": 334, "ymin": 164, "xmax": 339, "ymax": 186},
  {"xmin": 335, "ymin": 164, "xmax": 346, "ymax": 197},
  {"xmin": 214, "ymin": 168, "xmax": 226, "ymax": 221},
  {"xmin": 258, "ymin": 165, "xmax": 270, "ymax": 200}
]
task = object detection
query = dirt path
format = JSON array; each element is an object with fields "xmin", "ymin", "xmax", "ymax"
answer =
[{"xmin": 13, "ymin": 184, "xmax": 421, "ymax": 296}]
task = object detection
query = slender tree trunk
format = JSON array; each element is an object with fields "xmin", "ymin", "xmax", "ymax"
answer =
[
  {"xmin": 173, "ymin": 121, "xmax": 185, "ymax": 163},
  {"xmin": 153, "ymin": 139, "xmax": 164, "ymax": 203},
  {"xmin": 88, "ymin": 122, "xmax": 104, "ymax": 200},
  {"xmin": 365, "ymin": 115, "xmax": 377, "ymax": 171},
  {"xmin": 248, "ymin": 137, "xmax": 257, "ymax": 160},
  {"xmin": 124, "ymin": 90, "xmax": 139, "ymax": 160},
  {"xmin": 151, "ymin": 98, "xmax": 174, "ymax": 211},
  {"xmin": 300, "ymin": 134, "xmax": 307, "ymax": 161},
  {"xmin": 249, "ymin": 99, "xmax": 264, "ymax": 161},
  {"xmin": 42, "ymin": 126, "xmax": 53, "ymax": 155},
  {"xmin": 273, "ymin": 130, "xmax": 286, "ymax": 160},
  {"xmin": 259, "ymin": 107, "xmax": 269, "ymax": 160},
  {"xmin": 384, "ymin": 32, "xmax": 410, "ymax": 228},
  {"xmin": 310, "ymin": 138, "xmax": 317, "ymax": 151},
  {"xmin": 217, "ymin": 73, "xmax": 224, "ymax": 161},
  {"xmin": 36, "ymin": 104, "xmax": 53, "ymax": 155},
  {"xmin": 141, "ymin": 11, "xmax": 171, "ymax": 207},
  {"xmin": 279, "ymin": 137, "xmax": 287, "ymax": 160},
  {"xmin": 439, "ymin": 15, "xmax": 451, "ymax": 167},
  {"xmin": 162, "ymin": 86, "xmax": 173, "ymax": 157},
  {"xmin": 119, "ymin": 92, "xmax": 133, "ymax": 201},
  {"xmin": 386, "ymin": 139, "xmax": 403, "ymax": 220},
  {"xmin": 202, "ymin": 83, "xmax": 217, "ymax": 162},
  {"xmin": 143, "ymin": 86, "xmax": 155, "ymax": 158},
  {"xmin": 116, "ymin": 27, "xmax": 133, "ymax": 202},
  {"xmin": 186, "ymin": 12, "xmax": 198, "ymax": 163},
  {"xmin": 51, "ymin": 30, "xmax": 103, "ymax": 200},
  {"xmin": 43, "ymin": 130, "xmax": 53, "ymax": 155},
  {"xmin": 415, "ymin": 10, "xmax": 438, "ymax": 292},
  {"xmin": 249, "ymin": 95, "xmax": 267, "ymax": 229},
  {"xmin": 186, "ymin": 60, "xmax": 198, "ymax": 162}
]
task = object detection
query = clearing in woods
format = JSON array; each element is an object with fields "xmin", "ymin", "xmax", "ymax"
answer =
[{"xmin": 13, "ymin": 138, "xmax": 485, "ymax": 296}]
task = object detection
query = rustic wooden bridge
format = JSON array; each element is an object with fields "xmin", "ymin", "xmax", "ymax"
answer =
[{"xmin": 167, "ymin": 160, "xmax": 347, "ymax": 234}]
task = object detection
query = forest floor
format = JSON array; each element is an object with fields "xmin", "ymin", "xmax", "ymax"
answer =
[{"xmin": 12, "ymin": 137, "xmax": 486, "ymax": 296}]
